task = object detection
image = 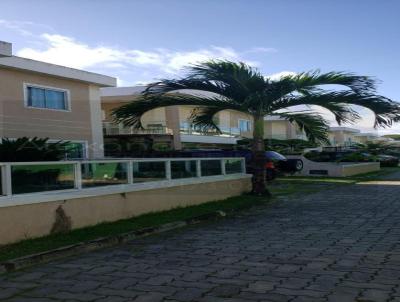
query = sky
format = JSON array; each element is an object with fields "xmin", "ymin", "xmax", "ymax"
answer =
[{"xmin": 1, "ymin": 0, "xmax": 400, "ymax": 134}]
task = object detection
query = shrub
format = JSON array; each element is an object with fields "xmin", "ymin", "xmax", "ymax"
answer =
[
  {"xmin": 0, "ymin": 137, "xmax": 70, "ymax": 162},
  {"xmin": 338, "ymin": 152, "xmax": 375, "ymax": 162}
]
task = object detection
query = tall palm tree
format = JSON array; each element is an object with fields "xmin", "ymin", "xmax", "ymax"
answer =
[{"xmin": 113, "ymin": 61, "xmax": 400, "ymax": 194}]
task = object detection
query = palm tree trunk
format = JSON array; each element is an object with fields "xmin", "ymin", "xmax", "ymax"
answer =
[{"xmin": 251, "ymin": 115, "xmax": 269, "ymax": 195}]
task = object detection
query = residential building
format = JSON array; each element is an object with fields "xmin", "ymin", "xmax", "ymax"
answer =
[
  {"xmin": 0, "ymin": 41, "xmax": 116, "ymax": 158},
  {"xmin": 328, "ymin": 127, "xmax": 360, "ymax": 147},
  {"xmin": 101, "ymin": 87, "xmax": 253, "ymax": 150},
  {"xmin": 100, "ymin": 86, "xmax": 388, "ymax": 152},
  {"xmin": 264, "ymin": 116, "xmax": 307, "ymax": 140},
  {"xmin": 352, "ymin": 132, "xmax": 380, "ymax": 144}
]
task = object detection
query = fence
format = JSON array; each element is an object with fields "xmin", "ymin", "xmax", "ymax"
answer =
[
  {"xmin": 0, "ymin": 157, "xmax": 246, "ymax": 197},
  {"xmin": 103, "ymin": 121, "xmax": 173, "ymax": 135}
]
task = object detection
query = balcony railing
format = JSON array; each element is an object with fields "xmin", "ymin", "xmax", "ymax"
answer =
[
  {"xmin": 0, "ymin": 157, "xmax": 246, "ymax": 197},
  {"xmin": 103, "ymin": 122, "xmax": 173, "ymax": 135},
  {"xmin": 264, "ymin": 134, "xmax": 308, "ymax": 140},
  {"xmin": 180, "ymin": 122, "xmax": 242, "ymax": 137}
]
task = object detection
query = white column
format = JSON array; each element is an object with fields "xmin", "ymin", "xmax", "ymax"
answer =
[{"xmin": 88, "ymin": 85, "xmax": 105, "ymax": 158}]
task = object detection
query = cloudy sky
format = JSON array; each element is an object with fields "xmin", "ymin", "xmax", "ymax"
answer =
[{"xmin": 1, "ymin": 0, "xmax": 400, "ymax": 134}]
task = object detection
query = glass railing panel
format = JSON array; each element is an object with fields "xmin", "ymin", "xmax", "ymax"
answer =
[
  {"xmin": 11, "ymin": 164, "xmax": 75, "ymax": 194},
  {"xmin": 133, "ymin": 161, "xmax": 166, "ymax": 183},
  {"xmin": 81, "ymin": 162, "xmax": 128, "ymax": 188},
  {"xmin": 225, "ymin": 159, "xmax": 243, "ymax": 174},
  {"xmin": 171, "ymin": 160, "xmax": 197, "ymax": 179},
  {"xmin": 201, "ymin": 159, "xmax": 222, "ymax": 176}
]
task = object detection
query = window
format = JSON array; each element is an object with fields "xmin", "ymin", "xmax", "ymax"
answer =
[
  {"xmin": 238, "ymin": 119, "xmax": 251, "ymax": 132},
  {"xmin": 26, "ymin": 85, "xmax": 69, "ymax": 110}
]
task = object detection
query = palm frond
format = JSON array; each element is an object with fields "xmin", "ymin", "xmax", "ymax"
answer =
[
  {"xmin": 189, "ymin": 106, "xmax": 225, "ymax": 133},
  {"xmin": 276, "ymin": 112, "xmax": 330, "ymax": 144},
  {"xmin": 145, "ymin": 78, "xmax": 244, "ymax": 102},
  {"xmin": 272, "ymin": 91, "xmax": 400, "ymax": 128},
  {"xmin": 112, "ymin": 93, "xmax": 244, "ymax": 128},
  {"xmin": 282, "ymin": 70, "xmax": 377, "ymax": 94},
  {"xmin": 145, "ymin": 61, "xmax": 267, "ymax": 103}
]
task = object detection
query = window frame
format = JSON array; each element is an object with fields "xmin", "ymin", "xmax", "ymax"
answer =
[
  {"xmin": 23, "ymin": 83, "xmax": 71, "ymax": 112},
  {"xmin": 238, "ymin": 119, "xmax": 251, "ymax": 132}
]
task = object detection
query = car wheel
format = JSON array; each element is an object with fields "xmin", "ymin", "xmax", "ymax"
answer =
[{"xmin": 295, "ymin": 159, "xmax": 303, "ymax": 171}]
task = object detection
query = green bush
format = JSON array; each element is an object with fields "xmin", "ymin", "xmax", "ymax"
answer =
[
  {"xmin": 338, "ymin": 152, "xmax": 375, "ymax": 162},
  {"xmin": 237, "ymin": 138, "xmax": 317, "ymax": 154},
  {"xmin": 0, "ymin": 137, "xmax": 69, "ymax": 162}
]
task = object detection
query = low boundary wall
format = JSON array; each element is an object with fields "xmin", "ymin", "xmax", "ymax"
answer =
[
  {"xmin": 0, "ymin": 174, "xmax": 251, "ymax": 245},
  {"xmin": 286, "ymin": 155, "xmax": 380, "ymax": 177}
]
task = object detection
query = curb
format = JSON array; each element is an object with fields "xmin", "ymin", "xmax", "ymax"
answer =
[{"xmin": 0, "ymin": 211, "xmax": 225, "ymax": 273}]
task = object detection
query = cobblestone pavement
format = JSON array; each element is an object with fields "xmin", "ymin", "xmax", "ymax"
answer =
[{"xmin": 2, "ymin": 181, "xmax": 400, "ymax": 302}]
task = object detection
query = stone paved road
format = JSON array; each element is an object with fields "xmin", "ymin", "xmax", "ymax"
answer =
[{"xmin": 2, "ymin": 181, "xmax": 400, "ymax": 302}]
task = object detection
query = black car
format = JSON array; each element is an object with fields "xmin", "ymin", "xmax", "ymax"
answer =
[{"xmin": 247, "ymin": 151, "xmax": 303, "ymax": 180}]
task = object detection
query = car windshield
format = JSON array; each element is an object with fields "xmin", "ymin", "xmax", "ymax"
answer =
[{"xmin": 265, "ymin": 151, "xmax": 286, "ymax": 160}]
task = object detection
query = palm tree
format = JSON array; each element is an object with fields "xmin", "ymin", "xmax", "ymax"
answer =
[{"xmin": 113, "ymin": 61, "xmax": 400, "ymax": 195}]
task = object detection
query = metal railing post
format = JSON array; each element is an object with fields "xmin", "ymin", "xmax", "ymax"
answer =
[
  {"xmin": 2, "ymin": 164, "xmax": 12, "ymax": 196},
  {"xmin": 74, "ymin": 162, "xmax": 82, "ymax": 190},
  {"xmin": 127, "ymin": 161, "xmax": 134, "ymax": 184},
  {"xmin": 241, "ymin": 158, "xmax": 246, "ymax": 173},
  {"xmin": 221, "ymin": 159, "xmax": 226, "ymax": 175},
  {"xmin": 166, "ymin": 160, "xmax": 172, "ymax": 180},
  {"xmin": 196, "ymin": 160, "xmax": 201, "ymax": 177}
]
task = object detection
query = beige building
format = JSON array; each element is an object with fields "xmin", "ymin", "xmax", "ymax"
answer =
[
  {"xmin": 101, "ymin": 87, "xmax": 310, "ymax": 152},
  {"xmin": 101, "ymin": 87, "xmax": 387, "ymax": 151},
  {"xmin": 264, "ymin": 116, "xmax": 306, "ymax": 140},
  {"xmin": 0, "ymin": 41, "xmax": 116, "ymax": 158},
  {"xmin": 101, "ymin": 87, "xmax": 254, "ymax": 150}
]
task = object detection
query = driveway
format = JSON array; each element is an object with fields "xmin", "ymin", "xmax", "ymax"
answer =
[{"xmin": 1, "ymin": 179, "xmax": 400, "ymax": 302}]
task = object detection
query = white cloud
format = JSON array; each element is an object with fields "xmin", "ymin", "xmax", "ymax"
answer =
[
  {"xmin": 244, "ymin": 47, "xmax": 278, "ymax": 54},
  {"xmin": 0, "ymin": 19, "xmax": 54, "ymax": 37},
  {"xmin": 266, "ymin": 71, "xmax": 297, "ymax": 81},
  {"xmin": 16, "ymin": 33, "xmax": 263, "ymax": 76}
]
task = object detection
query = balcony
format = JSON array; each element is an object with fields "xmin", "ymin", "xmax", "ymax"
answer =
[
  {"xmin": 264, "ymin": 134, "xmax": 308, "ymax": 140},
  {"xmin": 180, "ymin": 122, "xmax": 241, "ymax": 137},
  {"xmin": 179, "ymin": 122, "xmax": 242, "ymax": 145},
  {"xmin": 103, "ymin": 122, "xmax": 173, "ymax": 136}
]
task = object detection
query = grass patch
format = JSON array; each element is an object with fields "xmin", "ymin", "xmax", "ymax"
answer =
[{"xmin": 0, "ymin": 181, "xmax": 323, "ymax": 263}]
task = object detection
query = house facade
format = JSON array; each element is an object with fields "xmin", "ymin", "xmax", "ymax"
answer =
[
  {"xmin": 0, "ymin": 41, "xmax": 116, "ymax": 158},
  {"xmin": 100, "ymin": 87, "xmax": 331, "ymax": 152},
  {"xmin": 101, "ymin": 87, "xmax": 254, "ymax": 151},
  {"xmin": 100, "ymin": 87, "xmax": 386, "ymax": 152}
]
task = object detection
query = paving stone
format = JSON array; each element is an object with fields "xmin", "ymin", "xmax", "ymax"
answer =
[
  {"xmin": 168, "ymin": 287, "xmax": 208, "ymax": 301},
  {"xmin": 5, "ymin": 179, "xmax": 400, "ymax": 301},
  {"xmin": 211, "ymin": 284, "xmax": 241, "ymax": 297},
  {"xmin": 247, "ymin": 280, "xmax": 276, "ymax": 293}
]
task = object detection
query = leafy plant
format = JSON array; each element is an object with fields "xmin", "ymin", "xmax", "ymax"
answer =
[
  {"xmin": 338, "ymin": 152, "xmax": 375, "ymax": 162},
  {"xmin": 113, "ymin": 61, "xmax": 400, "ymax": 194},
  {"xmin": 0, "ymin": 137, "xmax": 70, "ymax": 162}
]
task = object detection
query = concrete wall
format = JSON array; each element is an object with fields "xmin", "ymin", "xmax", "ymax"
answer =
[
  {"xmin": 0, "ymin": 68, "xmax": 104, "ymax": 157},
  {"xmin": 286, "ymin": 155, "xmax": 380, "ymax": 177},
  {"xmin": 102, "ymin": 102, "xmax": 166, "ymax": 126},
  {"xmin": 0, "ymin": 176, "xmax": 251, "ymax": 245},
  {"xmin": 264, "ymin": 120, "xmax": 302, "ymax": 140}
]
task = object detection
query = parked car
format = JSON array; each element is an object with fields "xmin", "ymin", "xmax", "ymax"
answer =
[
  {"xmin": 376, "ymin": 154, "xmax": 399, "ymax": 167},
  {"xmin": 246, "ymin": 151, "xmax": 303, "ymax": 181}
]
